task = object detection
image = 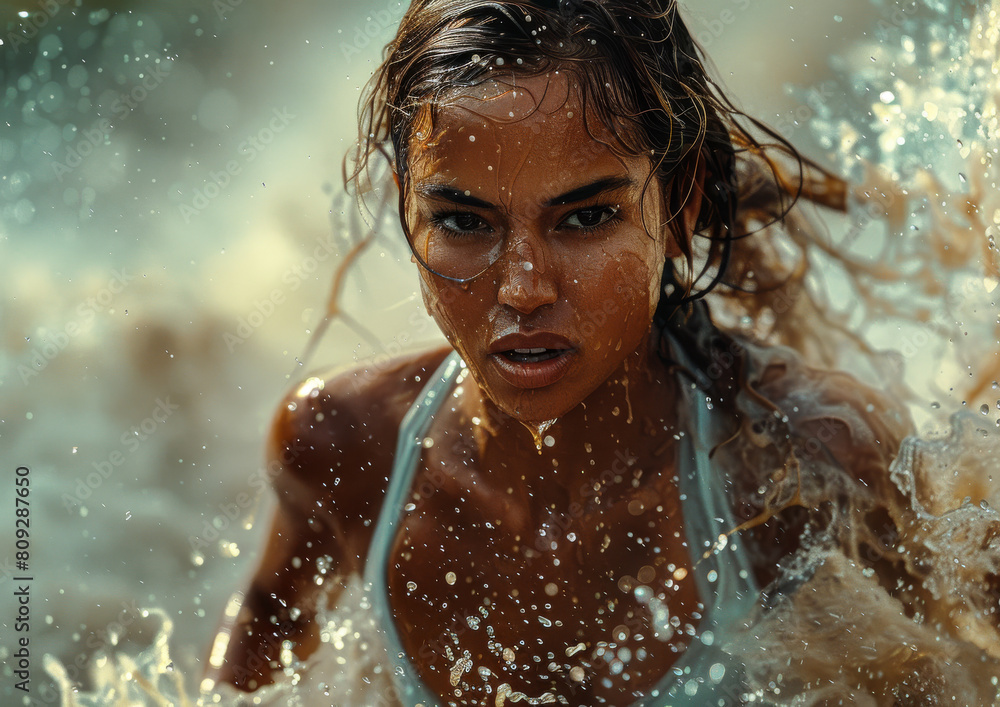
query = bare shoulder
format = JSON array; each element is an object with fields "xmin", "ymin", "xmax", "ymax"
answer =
[
  {"xmin": 736, "ymin": 340, "xmax": 914, "ymax": 480},
  {"xmin": 719, "ymin": 337, "xmax": 916, "ymax": 586},
  {"xmin": 265, "ymin": 345, "xmax": 453, "ymax": 567}
]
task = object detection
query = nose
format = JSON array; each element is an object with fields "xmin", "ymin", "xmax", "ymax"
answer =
[{"xmin": 496, "ymin": 231, "xmax": 558, "ymax": 314}]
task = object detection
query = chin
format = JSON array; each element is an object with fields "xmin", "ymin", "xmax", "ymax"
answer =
[{"xmin": 480, "ymin": 371, "xmax": 599, "ymax": 428}]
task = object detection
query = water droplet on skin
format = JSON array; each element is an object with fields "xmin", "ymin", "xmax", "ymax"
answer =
[
  {"xmin": 406, "ymin": 581, "xmax": 417, "ymax": 592},
  {"xmin": 523, "ymin": 261, "xmax": 533, "ymax": 271},
  {"xmin": 543, "ymin": 434, "xmax": 555, "ymax": 447},
  {"xmin": 521, "ymin": 418, "xmax": 557, "ymax": 452},
  {"xmin": 981, "ymin": 404, "xmax": 990, "ymax": 415},
  {"xmin": 445, "ymin": 571, "xmax": 457, "ymax": 585}
]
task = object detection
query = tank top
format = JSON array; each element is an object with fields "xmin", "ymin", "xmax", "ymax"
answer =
[{"xmin": 364, "ymin": 342, "xmax": 761, "ymax": 706}]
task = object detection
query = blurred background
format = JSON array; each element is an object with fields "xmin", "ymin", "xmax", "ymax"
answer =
[{"xmin": 1, "ymin": 0, "xmax": 974, "ymax": 703}]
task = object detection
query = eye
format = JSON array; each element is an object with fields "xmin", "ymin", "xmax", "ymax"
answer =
[
  {"xmin": 562, "ymin": 206, "xmax": 620, "ymax": 231},
  {"xmin": 431, "ymin": 211, "xmax": 492, "ymax": 236}
]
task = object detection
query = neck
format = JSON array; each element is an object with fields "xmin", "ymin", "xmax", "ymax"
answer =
[{"xmin": 462, "ymin": 333, "xmax": 681, "ymax": 492}]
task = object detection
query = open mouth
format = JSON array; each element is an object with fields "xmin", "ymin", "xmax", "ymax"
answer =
[
  {"xmin": 490, "ymin": 347, "xmax": 575, "ymax": 389},
  {"xmin": 501, "ymin": 348, "xmax": 568, "ymax": 363}
]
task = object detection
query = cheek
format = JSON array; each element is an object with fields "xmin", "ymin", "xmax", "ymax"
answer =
[
  {"xmin": 419, "ymin": 276, "xmax": 484, "ymax": 347},
  {"xmin": 600, "ymin": 242, "xmax": 665, "ymax": 321}
]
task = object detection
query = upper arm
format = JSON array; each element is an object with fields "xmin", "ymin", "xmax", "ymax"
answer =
[
  {"xmin": 212, "ymin": 368, "xmax": 402, "ymax": 689},
  {"xmin": 211, "ymin": 350, "xmax": 447, "ymax": 690},
  {"xmin": 752, "ymin": 357, "xmax": 913, "ymax": 487},
  {"xmin": 265, "ymin": 374, "xmax": 388, "ymax": 575},
  {"xmin": 725, "ymin": 345, "xmax": 915, "ymax": 587}
]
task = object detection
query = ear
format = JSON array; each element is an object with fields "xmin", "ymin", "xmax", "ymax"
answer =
[
  {"xmin": 661, "ymin": 155, "xmax": 706, "ymax": 259},
  {"xmin": 681, "ymin": 156, "xmax": 707, "ymax": 237}
]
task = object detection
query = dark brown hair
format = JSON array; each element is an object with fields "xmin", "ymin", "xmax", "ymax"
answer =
[{"xmin": 348, "ymin": 0, "xmax": 848, "ymax": 362}]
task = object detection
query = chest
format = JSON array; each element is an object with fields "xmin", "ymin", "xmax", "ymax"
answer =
[{"xmin": 385, "ymin": 454, "xmax": 709, "ymax": 703}]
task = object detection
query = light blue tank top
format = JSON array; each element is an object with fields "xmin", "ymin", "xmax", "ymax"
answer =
[{"xmin": 364, "ymin": 343, "xmax": 760, "ymax": 706}]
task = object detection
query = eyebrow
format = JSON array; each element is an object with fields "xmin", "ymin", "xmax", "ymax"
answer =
[{"xmin": 413, "ymin": 176, "xmax": 635, "ymax": 210}]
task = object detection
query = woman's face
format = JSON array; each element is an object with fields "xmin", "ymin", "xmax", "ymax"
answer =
[{"xmin": 404, "ymin": 71, "xmax": 680, "ymax": 423}]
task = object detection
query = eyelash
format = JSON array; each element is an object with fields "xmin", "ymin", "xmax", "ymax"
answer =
[{"xmin": 428, "ymin": 205, "xmax": 622, "ymax": 238}]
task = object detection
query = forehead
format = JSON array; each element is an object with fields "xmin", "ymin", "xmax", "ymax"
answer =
[{"xmin": 408, "ymin": 72, "xmax": 647, "ymax": 187}]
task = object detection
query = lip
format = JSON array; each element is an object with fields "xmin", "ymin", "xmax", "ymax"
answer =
[{"xmin": 488, "ymin": 331, "xmax": 577, "ymax": 389}]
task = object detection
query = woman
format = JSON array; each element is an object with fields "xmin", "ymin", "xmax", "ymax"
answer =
[{"xmin": 206, "ymin": 0, "xmax": 997, "ymax": 704}]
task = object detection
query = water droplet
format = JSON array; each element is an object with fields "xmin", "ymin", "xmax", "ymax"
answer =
[
  {"xmin": 445, "ymin": 571, "xmax": 457, "ymax": 585},
  {"xmin": 709, "ymin": 662, "xmax": 726, "ymax": 682}
]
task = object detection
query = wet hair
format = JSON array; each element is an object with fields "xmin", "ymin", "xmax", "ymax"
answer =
[{"xmin": 349, "ymin": 0, "xmax": 849, "ymax": 365}]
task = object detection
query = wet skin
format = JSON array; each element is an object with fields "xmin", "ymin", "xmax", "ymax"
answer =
[{"xmin": 210, "ymin": 74, "xmax": 799, "ymax": 703}]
